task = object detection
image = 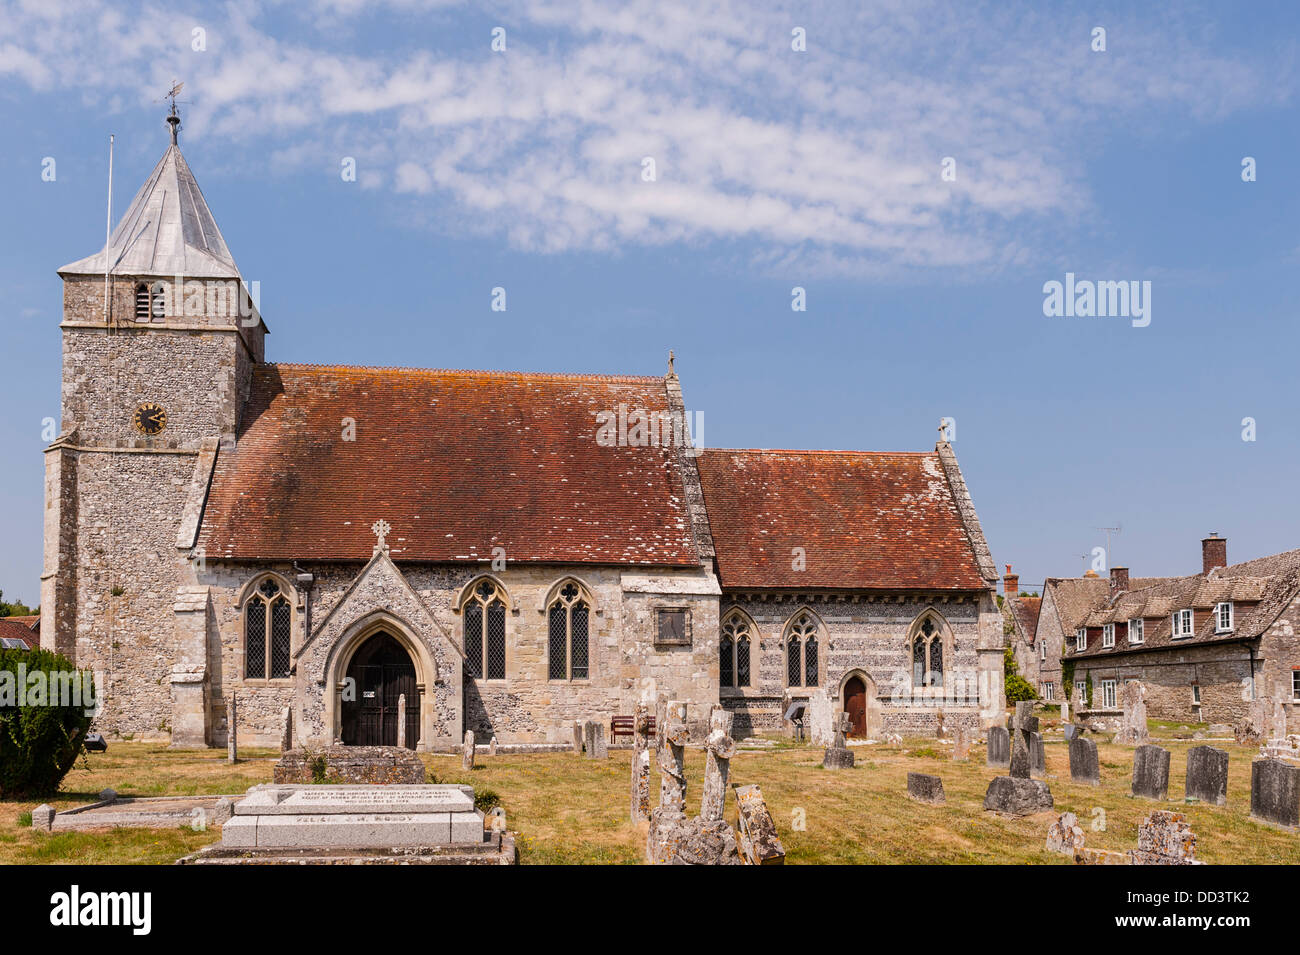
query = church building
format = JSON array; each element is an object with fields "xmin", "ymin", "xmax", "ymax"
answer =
[{"xmin": 42, "ymin": 115, "xmax": 1006, "ymax": 749}]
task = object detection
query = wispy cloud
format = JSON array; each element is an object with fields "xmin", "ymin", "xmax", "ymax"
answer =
[{"xmin": 0, "ymin": 0, "xmax": 1290, "ymax": 274}]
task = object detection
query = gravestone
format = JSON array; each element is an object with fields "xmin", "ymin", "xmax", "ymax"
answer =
[
  {"xmin": 572, "ymin": 721, "xmax": 583, "ymax": 753},
  {"xmin": 1060, "ymin": 701, "xmax": 1069, "ymax": 724},
  {"xmin": 732, "ymin": 783, "xmax": 785, "ymax": 865},
  {"xmin": 1046, "ymin": 811, "xmax": 1085, "ymax": 856},
  {"xmin": 806, "ymin": 689, "xmax": 834, "ymax": 748},
  {"xmin": 584, "ymin": 721, "xmax": 607, "ymax": 759},
  {"xmin": 1068, "ymin": 736, "xmax": 1100, "ymax": 785},
  {"xmin": 983, "ymin": 776, "xmax": 1053, "ymax": 816},
  {"xmin": 987, "ymin": 726, "xmax": 1010, "ymax": 768},
  {"xmin": 951, "ymin": 724, "xmax": 971, "ymax": 761},
  {"xmin": 646, "ymin": 700, "xmax": 689, "ymax": 863},
  {"xmin": 1131, "ymin": 744, "xmax": 1171, "ymax": 800},
  {"xmin": 489, "ymin": 736, "xmax": 498, "ymax": 757},
  {"xmin": 1063, "ymin": 723, "xmax": 1083, "ymax": 741},
  {"xmin": 907, "ymin": 772, "xmax": 946, "ymax": 805},
  {"xmin": 1184, "ymin": 746, "xmax": 1228, "ymax": 806},
  {"xmin": 1029, "ymin": 732, "xmax": 1046, "ymax": 778},
  {"xmin": 1271, "ymin": 698, "xmax": 1289, "ymax": 741},
  {"xmin": 1116, "ymin": 681, "xmax": 1150, "ymax": 745},
  {"xmin": 274, "ymin": 746, "xmax": 425, "ymax": 785},
  {"xmin": 630, "ymin": 701, "xmax": 652, "ymax": 822},
  {"xmin": 700, "ymin": 706, "xmax": 736, "ymax": 822},
  {"xmin": 462, "ymin": 730, "xmax": 475, "ymax": 770},
  {"xmin": 396, "ymin": 694, "xmax": 406, "ymax": 750},
  {"xmin": 280, "ymin": 706, "xmax": 293, "ymax": 752},
  {"xmin": 1131, "ymin": 811, "xmax": 1201, "ymax": 865},
  {"xmin": 219, "ymin": 784, "xmax": 484, "ymax": 850},
  {"xmin": 1236, "ymin": 698, "xmax": 1269, "ymax": 745},
  {"xmin": 935, "ymin": 709, "xmax": 947, "ymax": 740},
  {"xmin": 31, "ymin": 804, "xmax": 54, "ymax": 832},
  {"xmin": 1250, "ymin": 758, "xmax": 1300, "ymax": 829},
  {"xmin": 226, "ymin": 693, "xmax": 237, "ymax": 764},
  {"xmin": 823, "ymin": 712, "xmax": 855, "ymax": 769}
]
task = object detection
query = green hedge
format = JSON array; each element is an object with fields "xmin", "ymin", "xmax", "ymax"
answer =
[{"xmin": 0, "ymin": 648, "xmax": 95, "ymax": 798}]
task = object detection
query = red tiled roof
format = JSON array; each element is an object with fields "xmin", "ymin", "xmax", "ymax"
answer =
[
  {"xmin": 198, "ymin": 364, "xmax": 700, "ymax": 565},
  {"xmin": 0, "ymin": 619, "xmax": 37, "ymax": 649},
  {"xmin": 1008, "ymin": 596, "xmax": 1041, "ymax": 644},
  {"xmin": 697, "ymin": 449, "xmax": 987, "ymax": 591},
  {"xmin": 4, "ymin": 615, "xmax": 38, "ymax": 630}
]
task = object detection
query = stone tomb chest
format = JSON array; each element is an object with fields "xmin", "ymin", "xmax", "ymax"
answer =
[{"xmin": 221, "ymin": 784, "xmax": 484, "ymax": 849}]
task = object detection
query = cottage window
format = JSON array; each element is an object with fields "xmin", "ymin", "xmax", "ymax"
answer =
[
  {"xmin": 1128, "ymin": 618, "xmax": 1144, "ymax": 644},
  {"xmin": 1215, "ymin": 602, "xmax": 1233, "ymax": 633},
  {"xmin": 547, "ymin": 581, "xmax": 590, "ymax": 680},
  {"xmin": 463, "ymin": 579, "xmax": 507, "ymax": 680},
  {"xmin": 1075, "ymin": 628, "xmax": 1087, "ymax": 651},
  {"xmin": 244, "ymin": 577, "xmax": 291, "ymax": 680},
  {"xmin": 1043, "ymin": 682, "xmax": 1055, "ymax": 701},
  {"xmin": 1172, "ymin": 609, "xmax": 1194, "ymax": 638},
  {"xmin": 1100, "ymin": 679, "xmax": 1117, "ymax": 709},
  {"xmin": 1102, "ymin": 623, "xmax": 1115, "ymax": 648},
  {"xmin": 1292, "ymin": 670, "xmax": 1300, "ymax": 703}
]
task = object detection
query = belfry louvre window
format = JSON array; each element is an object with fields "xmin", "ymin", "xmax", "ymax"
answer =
[
  {"xmin": 245, "ymin": 577, "xmax": 291, "ymax": 679},
  {"xmin": 720, "ymin": 613, "xmax": 751, "ymax": 688},
  {"xmin": 548, "ymin": 582, "xmax": 589, "ymax": 681},
  {"xmin": 463, "ymin": 580, "xmax": 507, "ymax": 680},
  {"xmin": 134, "ymin": 281, "xmax": 165, "ymax": 321},
  {"xmin": 785, "ymin": 612, "xmax": 819, "ymax": 688}
]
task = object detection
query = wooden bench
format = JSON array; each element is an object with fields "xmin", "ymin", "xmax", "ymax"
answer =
[{"xmin": 610, "ymin": 715, "xmax": 655, "ymax": 743}]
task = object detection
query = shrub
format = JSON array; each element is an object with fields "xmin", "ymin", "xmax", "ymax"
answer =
[
  {"xmin": 0, "ymin": 648, "xmax": 95, "ymax": 798},
  {"xmin": 474, "ymin": 789, "xmax": 501, "ymax": 813},
  {"xmin": 1003, "ymin": 647, "xmax": 1038, "ymax": 704}
]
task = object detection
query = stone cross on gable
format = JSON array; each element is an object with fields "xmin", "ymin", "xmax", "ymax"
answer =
[{"xmin": 371, "ymin": 519, "xmax": 391, "ymax": 555}]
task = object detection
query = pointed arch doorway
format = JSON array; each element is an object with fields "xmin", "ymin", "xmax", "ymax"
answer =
[
  {"xmin": 341, "ymin": 631, "xmax": 420, "ymax": 747},
  {"xmin": 840, "ymin": 670, "xmax": 877, "ymax": 739}
]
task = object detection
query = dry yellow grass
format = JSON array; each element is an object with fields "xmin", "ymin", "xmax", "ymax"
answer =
[{"xmin": 2, "ymin": 737, "xmax": 1297, "ymax": 864}]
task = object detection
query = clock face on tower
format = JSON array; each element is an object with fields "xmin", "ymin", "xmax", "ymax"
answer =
[{"xmin": 132, "ymin": 402, "xmax": 167, "ymax": 436}]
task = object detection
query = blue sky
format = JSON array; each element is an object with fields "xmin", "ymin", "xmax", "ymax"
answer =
[{"xmin": 1, "ymin": 0, "xmax": 1298, "ymax": 603}]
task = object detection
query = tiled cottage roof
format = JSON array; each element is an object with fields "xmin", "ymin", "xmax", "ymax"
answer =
[
  {"xmin": 0, "ymin": 618, "xmax": 37, "ymax": 650},
  {"xmin": 696, "ymin": 448, "xmax": 989, "ymax": 591},
  {"xmin": 1007, "ymin": 596, "xmax": 1042, "ymax": 645},
  {"xmin": 198, "ymin": 364, "xmax": 701, "ymax": 565},
  {"xmin": 1062, "ymin": 548, "xmax": 1300, "ymax": 660}
]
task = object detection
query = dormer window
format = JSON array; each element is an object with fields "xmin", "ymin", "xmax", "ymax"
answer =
[
  {"xmin": 1215, "ymin": 602, "xmax": 1234, "ymax": 633},
  {"xmin": 1101, "ymin": 623, "xmax": 1115, "ymax": 648},
  {"xmin": 1172, "ymin": 609, "xmax": 1194, "ymax": 638},
  {"xmin": 1040, "ymin": 641, "xmax": 1047, "ymax": 662},
  {"xmin": 1075, "ymin": 627, "xmax": 1086, "ymax": 651},
  {"xmin": 1128, "ymin": 618, "xmax": 1144, "ymax": 644}
]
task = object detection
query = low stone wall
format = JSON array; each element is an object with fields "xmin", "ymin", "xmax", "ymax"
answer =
[{"xmin": 273, "ymin": 746, "xmax": 426, "ymax": 785}]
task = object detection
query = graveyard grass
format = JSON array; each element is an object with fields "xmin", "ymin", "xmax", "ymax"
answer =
[{"xmin": 3, "ymin": 732, "xmax": 1300, "ymax": 864}]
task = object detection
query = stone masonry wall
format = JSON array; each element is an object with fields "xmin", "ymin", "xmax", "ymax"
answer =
[
  {"xmin": 718, "ymin": 595, "xmax": 985, "ymax": 737},
  {"xmin": 1073, "ymin": 644, "xmax": 1255, "ymax": 725}
]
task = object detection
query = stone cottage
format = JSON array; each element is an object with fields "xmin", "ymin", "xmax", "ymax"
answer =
[
  {"xmin": 41, "ymin": 114, "xmax": 1005, "ymax": 749},
  {"xmin": 1049, "ymin": 535, "xmax": 1300, "ymax": 728},
  {"xmin": 1000, "ymin": 565, "xmax": 1041, "ymax": 694}
]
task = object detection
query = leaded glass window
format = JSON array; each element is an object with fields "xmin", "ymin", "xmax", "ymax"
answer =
[
  {"xmin": 548, "ymin": 581, "xmax": 590, "ymax": 681},
  {"xmin": 786, "ymin": 612, "xmax": 819, "ymax": 687},
  {"xmin": 462, "ymin": 579, "xmax": 508, "ymax": 680},
  {"xmin": 245, "ymin": 577, "xmax": 291, "ymax": 680},
  {"xmin": 721, "ymin": 612, "xmax": 752, "ymax": 688},
  {"xmin": 912, "ymin": 616, "xmax": 945, "ymax": 687},
  {"xmin": 720, "ymin": 634, "xmax": 734, "ymax": 686}
]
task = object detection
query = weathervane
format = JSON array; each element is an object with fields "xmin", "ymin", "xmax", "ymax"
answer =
[{"xmin": 159, "ymin": 80, "xmax": 185, "ymax": 145}]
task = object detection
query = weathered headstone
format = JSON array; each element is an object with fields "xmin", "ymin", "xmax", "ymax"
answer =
[
  {"xmin": 280, "ymin": 706, "xmax": 292, "ymax": 753},
  {"xmin": 823, "ymin": 712, "xmax": 855, "ymax": 769},
  {"xmin": 226, "ymin": 693, "xmax": 237, "ymax": 764},
  {"xmin": 806, "ymin": 689, "xmax": 834, "ymax": 747},
  {"xmin": 647, "ymin": 701, "xmax": 697, "ymax": 864},
  {"xmin": 31, "ymin": 804, "xmax": 54, "ymax": 832},
  {"xmin": 1250, "ymin": 758, "xmax": 1300, "ymax": 829},
  {"xmin": 1068, "ymin": 736, "xmax": 1100, "ymax": 785},
  {"xmin": 488, "ymin": 735, "xmax": 498, "ymax": 757},
  {"xmin": 1271, "ymin": 698, "xmax": 1289, "ymax": 741},
  {"xmin": 1184, "ymin": 746, "xmax": 1228, "ymax": 806},
  {"xmin": 396, "ymin": 694, "xmax": 406, "ymax": 750},
  {"xmin": 274, "ymin": 746, "xmax": 425, "ymax": 784},
  {"xmin": 1029, "ymin": 732, "xmax": 1046, "ymax": 778},
  {"xmin": 1010, "ymin": 727, "xmax": 1032, "ymax": 779},
  {"xmin": 462, "ymin": 730, "xmax": 475, "ymax": 770},
  {"xmin": 1131, "ymin": 811, "xmax": 1201, "ymax": 865},
  {"xmin": 1063, "ymin": 723, "xmax": 1083, "ymax": 741},
  {"xmin": 1046, "ymin": 811, "xmax": 1085, "ymax": 856},
  {"xmin": 630, "ymin": 701, "xmax": 652, "ymax": 822},
  {"xmin": 951, "ymin": 724, "xmax": 971, "ymax": 761},
  {"xmin": 572, "ymin": 720, "xmax": 583, "ymax": 753},
  {"xmin": 1060, "ymin": 701, "xmax": 1069, "ymax": 724},
  {"xmin": 907, "ymin": 772, "xmax": 946, "ymax": 805},
  {"xmin": 987, "ymin": 725, "xmax": 1010, "ymax": 768},
  {"xmin": 1236, "ymin": 697, "xmax": 1269, "ymax": 745},
  {"xmin": 701, "ymin": 706, "xmax": 736, "ymax": 822},
  {"xmin": 584, "ymin": 720, "xmax": 607, "ymax": 759},
  {"xmin": 1131, "ymin": 744, "xmax": 1170, "ymax": 800},
  {"xmin": 1116, "ymin": 681, "xmax": 1150, "ymax": 745},
  {"xmin": 935, "ymin": 709, "xmax": 947, "ymax": 740},
  {"xmin": 983, "ymin": 776, "xmax": 1053, "ymax": 816},
  {"xmin": 732, "ymin": 783, "xmax": 785, "ymax": 865}
]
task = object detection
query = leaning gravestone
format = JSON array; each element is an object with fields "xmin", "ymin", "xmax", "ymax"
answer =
[
  {"xmin": 732, "ymin": 783, "xmax": 785, "ymax": 865},
  {"xmin": 987, "ymin": 726, "xmax": 1010, "ymax": 768},
  {"xmin": 1069, "ymin": 736, "xmax": 1100, "ymax": 786},
  {"xmin": 984, "ymin": 705, "xmax": 1053, "ymax": 815},
  {"xmin": 907, "ymin": 772, "xmax": 946, "ymax": 805},
  {"xmin": 1250, "ymin": 758, "xmax": 1300, "ymax": 829},
  {"xmin": 1131, "ymin": 744, "xmax": 1171, "ymax": 800},
  {"xmin": 1046, "ymin": 811, "xmax": 1085, "ymax": 856},
  {"xmin": 1184, "ymin": 746, "xmax": 1229, "ymax": 806}
]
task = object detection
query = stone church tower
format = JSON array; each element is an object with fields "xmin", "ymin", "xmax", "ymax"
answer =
[{"xmin": 43, "ymin": 111, "xmax": 265, "ymax": 741}]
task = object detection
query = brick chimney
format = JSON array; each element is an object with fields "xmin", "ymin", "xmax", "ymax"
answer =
[
  {"xmin": 1110, "ymin": 566, "xmax": 1129, "ymax": 597},
  {"xmin": 1003, "ymin": 563, "xmax": 1019, "ymax": 598},
  {"xmin": 1202, "ymin": 534, "xmax": 1227, "ymax": 574}
]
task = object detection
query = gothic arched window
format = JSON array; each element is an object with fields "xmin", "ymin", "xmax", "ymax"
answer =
[
  {"xmin": 547, "ymin": 581, "xmax": 590, "ymax": 681},
  {"xmin": 720, "ymin": 612, "xmax": 752, "ymax": 688},
  {"xmin": 785, "ymin": 611, "xmax": 820, "ymax": 688},
  {"xmin": 245, "ymin": 577, "xmax": 291, "ymax": 680},
  {"xmin": 463, "ymin": 579, "xmax": 507, "ymax": 680},
  {"xmin": 911, "ymin": 616, "xmax": 945, "ymax": 687}
]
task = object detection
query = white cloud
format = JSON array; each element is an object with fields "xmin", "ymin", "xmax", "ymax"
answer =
[{"xmin": 0, "ymin": 0, "xmax": 1289, "ymax": 275}]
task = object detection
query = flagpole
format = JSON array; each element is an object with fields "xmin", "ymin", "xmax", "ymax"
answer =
[{"xmin": 103, "ymin": 133, "xmax": 114, "ymax": 325}]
